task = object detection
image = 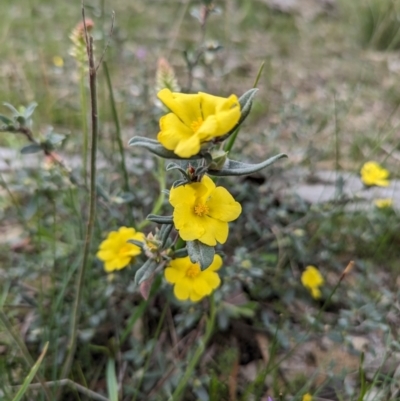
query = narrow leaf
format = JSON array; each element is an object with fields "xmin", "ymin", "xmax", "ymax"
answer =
[
  {"xmin": 20, "ymin": 144, "xmax": 42, "ymax": 154},
  {"xmin": 187, "ymin": 240, "xmax": 215, "ymax": 270},
  {"xmin": 106, "ymin": 358, "xmax": 119, "ymax": 401},
  {"xmin": 0, "ymin": 114, "xmax": 13, "ymax": 125},
  {"xmin": 24, "ymin": 102, "xmax": 38, "ymax": 120},
  {"xmin": 208, "ymin": 153, "xmax": 287, "ymax": 176},
  {"xmin": 173, "ymin": 248, "xmax": 188, "ymax": 258},
  {"xmin": 128, "ymin": 136, "xmax": 202, "ymax": 160},
  {"xmin": 3, "ymin": 102, "xmax": 19, "ymax": 116},
  {"xmin": 12, "ymin": 342, "xmax": 49, "ymax": 401},
  {"xmin": 134, "ymin": 259, "xmax": 158, "ymax": 285},
  {"xmin": 147, "ymin": 214, "xmax": 174, "ymax": 224}
]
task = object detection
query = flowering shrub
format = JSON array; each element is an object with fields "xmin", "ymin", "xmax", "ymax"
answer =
[{"xmin": 95, "ymin": 86, "xmax": 287, "ymax": 302}]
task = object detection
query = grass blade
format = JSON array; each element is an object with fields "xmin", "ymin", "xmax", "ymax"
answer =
[{"xmin": 12, "ymin": 342, "xmax": 49, "ymax": 401}]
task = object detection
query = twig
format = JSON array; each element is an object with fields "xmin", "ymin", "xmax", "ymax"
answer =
[
  {"xmin": 11, "ymin": 379, "xmax": 109, "ymax": 401},
  {"xmin": 59, "ymin": 4, "xmax": 100, "ymax": 388}
]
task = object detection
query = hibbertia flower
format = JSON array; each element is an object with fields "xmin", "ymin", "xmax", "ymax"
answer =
[
  {"xmin": 96, "ymin": 227, "xmax": 145, "ymax": 272},
  {"xmin": 157, "ymin": 88, "xmax": 241, "ymax": 158},
  {"xmin": 169, "ymin": 175, "xmax": 242, "ymax": 246},
  {"xmin": 360, "ymin": 161, "xmax": 389, "ymax": 187},
  {"xmin": 164, "ymin": 255, "xmax": 222, "ymax": 302},
  {"xmin": 301, "ymin": 265, "xmax": 324, "ymax": 299}
]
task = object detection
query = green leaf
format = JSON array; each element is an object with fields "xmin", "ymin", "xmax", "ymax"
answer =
[
  {"xmin": 147, "ymin": 214, "xmax": 174, "ymax": 224},
  {"xmin": 106, "ymin": 358, "xmax": 119, "ymax": 401},
  {"xmin": 20, "ymin": 144, "xmax": 42, "ymax": 154},
  {"xmin": 12, "ymin": 342, "xmax": 49, "ymax": 401},
  {"xmin": 129, "ymin": 136, "xmax": 202, "ymax": 160},
  {"xmin": 160, "ymin": 224, "xmax": 173, "ymax": 248},
  {"xmin": 237, "ymin": 88, "xmax": 259, "ymax": 126},
  {"xmin": 128, "ymin": 239, "xmax": 144, "ymax": 248},
  {"xmin": 222, "ymin": 88, "xmax": 260, "ymax": 150},
  {"xmin": 3, "ymin": 102, "xmax": 19, "ymax": 116},
  {"xmin": 134, "ymin": 259, "xmax": 158, "ymax": 285},
  {"xmin": 187, "ymin": 240, "xmax": 215, "ymax": 270},
  {"xmin": 208, "ymin": 153, "xmax": 287, "ymax": 176},
  {"xmin": 166, "ymin": 162, "xmax": 189, "ymax": 176},
  {"xmin": 23, "ymin": 102, "xmax": 38, "ymax": 120},
  {"xmin": 0, "ymin": 114, "xmax": 13, "ymax": 125},
  {"xmin": 46, "ymin": 133, "xmax": 65, "ymax": 145},
  {"xmin": 173, "ymin": 248, "xmax": 188, "ymax": 258}
]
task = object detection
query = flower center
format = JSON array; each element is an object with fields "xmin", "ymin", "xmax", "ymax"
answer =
[
  {"xmin": 194, "ymin": 202, "xmax": 209, "ymax": 217},
  {"xmin": 186, "ymin": 264, "xmax": 201, "ymax": 278},
  {"xmin": 119, "ymin": 244, "xmax": 132, "ymax": 256},
  {"xmin": 190, "ymin": 117, "xmax": 203, "ymax": 133}
]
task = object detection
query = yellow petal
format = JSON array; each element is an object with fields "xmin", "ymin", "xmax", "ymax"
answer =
[
  {"xmin": 164, "ymin": 267, "xmax": 185, "ymax": 284},
  {"xmin": 193, "ymin": 277, "xmax": 212, "ymax": 296},
  {"xmin": 207, "ymin": 187, "xmax": 242, "ymax": 222},
  {"xmin": 198, "ymin": 217, "xmax": 228, "ymax": 246},
  {"xmin": 202, "ymin": 270, "xmax": 221, "ymax": 290},
  {"xmin": 96, "ymin": 249, "xmax": 115, "ymax": 261},
  {"xmin": 158, "ymin": 113, "xmax": 193, "ymax": 150},
  {"xmin": 189, "ymin": 290, "xmax": 205, "ymax": 302},
  {"xmin": 208, "ymin": 254, "xmax": 223, "ymax": 271},
  {"xmin": 170, "ymin": 184, "xmax": 196, "ymax": 208},
  {"xmin": 174, "ymin": 279, "xmax": 191, "ymax": 300},
  {"xmin": 158, "ymin": 88, "xmax": 202, "ymax": 128},
  {"xmin": 173, "ymin": 134, "xmax": 202, "ymax": 158}
]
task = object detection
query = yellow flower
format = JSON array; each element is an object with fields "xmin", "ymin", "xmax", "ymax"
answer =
[
  {"xmin": 157, "ymin": 88, "xmax": 241, "ymax": 158},
  {"xmin": 301, "ymin": 266, "xmax": 324, "ymax": 299},
  {"xmin": 169, "ymin": 175, "xmax": 242, "ymax": 246},
  {"xmin": 52, "ymin": 56, "xmax": 64, "ymax": 67},
  {"xmin": 302, "ymin": 393, "xmax": 312, "ymax": 401},
  {"xmin": 374, "ymin": 198, "xmax": 393, "ymax": 209},
  {"xmin": 96, "ymin": 227, "xmax": 145, "ymax": 273},
  {"xmin": 164, "ymin": 254, "xmax": 222, "ymax": 302},
  {"xmin": 360, "ymin": 161, "xmax": 389, "ymax": 187}
]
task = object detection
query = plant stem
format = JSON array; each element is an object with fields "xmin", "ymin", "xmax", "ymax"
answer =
[
  {"xmin": 59, "ymin": 28, "xmax": 99, "ymax": 388},
  {"xmin": 168, "ymin": 295, "xmax": 216, "ymax": 401},
  {"xmin": 103, "ymin": 61, "xmax": 130, "ymax": 195},
  {"xmin": 80, "ymin": 65, "xmax": 89, "ymax": 185},
  {"xmin": 138, "ymin": 159, "xmax": 166, "ymax": 229}
]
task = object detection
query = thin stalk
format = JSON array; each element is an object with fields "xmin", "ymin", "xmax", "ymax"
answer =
[
  {"xmin": 169, "ymin": 296, "xmax": 216, "ymax": 401},
  {"xmin": 138, "ymin": 159, "xmax": 166, "ymax": 229},
  {"xmin": 224, "ymin": 62, "xmax": 265, "ymax": 153},
  {"xmin": 0, "ymin": 311, "xmax": 52, "ymax": 401},
  {"xmin": 103, "ymin": 61, "xmax": 130, "ymax": 195},
  {"xmin": 59, "ymin": 30, "xmax": 99, "ymax": 387},
  {"xmin": 79, "ymin": 65, "xmax": 89, "ymax": 185}
]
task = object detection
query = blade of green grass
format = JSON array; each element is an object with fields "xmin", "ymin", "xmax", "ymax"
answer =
[
  {"xmin": 12, "ymin": 342, "xmax": 49, "ymax": 401},
  {"xmin": 106, "ymin": 358, "xmax": 119, "ymax": 401}
]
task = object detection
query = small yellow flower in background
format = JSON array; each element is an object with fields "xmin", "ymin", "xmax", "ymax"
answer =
[
  {"xmin": 360, "ymin": 161, "xmax": 389, "ymax": 187},
  {"xmin": 157, "ymin": 88, "xmax": 241, "ymax": 158},
  {"xmin": 302, "ymin": 393, "xmax": 312, "ymax": 401},
  {"xmin": 301, "ymin": 266, "xmax": 324, "ymax": 299},
  {"xmin": 164, "ymin": 254, "xmax": 222, "ymax": 302},
  {"xmin": 374, "ymin": 198, "xmax": 393, "ymax": 209},
  {"xmin": 96, "ymin": 227, "xmax": 145, "ymax": 273},
  {"xmin": 169, "ymin": 175, "xmax": 242, "ymax": 246},
  {"xmin": 52, "ymin": 56, "xmax": 64, "ymax": 67}
]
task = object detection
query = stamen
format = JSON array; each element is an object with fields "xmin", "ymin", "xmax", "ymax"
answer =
[
  {"xmin": 190, "ymin": 117, "xmax": 203, "ymax": 133},
  {"xmin": 186, "ymin": 264, "xmax": 200, "ymax": 278},
  {"xmin": 194, "ymin": 203, "xmax": 209, "ymax": 217}
]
